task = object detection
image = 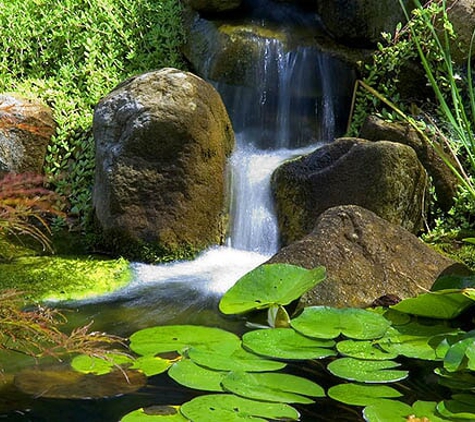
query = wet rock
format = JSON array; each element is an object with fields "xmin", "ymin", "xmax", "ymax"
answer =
[
  {"xmin": 359, "ymin": 115, "xmax": 458, "ymax": 211},
  {"xmin": 316, "ymin": 0, "xmax": 414, "ymax": 47},
  {"xmin": 272, "ymin": 138, "xmax": 428, "ymax": 246},
  {"xmin": 185, "ymin": 0, "xmax": 241, "ymax": 13},
  {"xmin": 0, "ymin": 94, "xmax": 56, "ymax": 176},
  {"xmin": 93, "ymin": 68, "xmax": 234, "ymax": 260},
  {"xmin": 268, "ymin": 205, "xmax": 462, "ymax": 308}
]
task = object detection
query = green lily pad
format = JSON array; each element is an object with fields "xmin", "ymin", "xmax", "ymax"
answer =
[
  {"xmin": 130, "ymin": 356, "xmax": 173, "ymax": 377},
  {"xmin": 71, "ymin": 353, "xmax": 133, "ymax": 375},
  {"xmin": 242, "ymin": 328, "xmax": 336, "ymax": 360},
  {"xmin": 375, "ymin": 322, "xmax": 460, "ymax": 361},
  {"xmin": 435, "ymin": 367, "xmax": 475, "ymax": 391},
  {"xmin": 291, "ymin": 307, "xmax": 391, "ymax": 340},
  {"xmin": 187, "ymin": 347, "xmax": 286, "ymax": 372},
  {"xmin": 328, "ymin": 383, "xmax": 402, "ymax": 406},
  {"xmin": 336, "ymin": 339, "xmax": 399, "ymax": 360},
  {"xmin": 432, "ymin": 273, "xmax": 475, "ymax": 291},
  {"xmin": 221, "ymin": 371, "xmax": 325, "ymax": 404},
  {"xmin": 437, "ymin": 394, "xmax": 475, "ymax": 420},
  {"xmin": 364, "ymin": 400, "xmax": 446, "ymax": 422},
  {"xmin": 327, "ymin": 358, "xmax": 408, "ymax": 383},
  {"xmin": 219, "ymin": 264, "xmax": 326, "ymax": 314},
  {"xmin": 180, "ymin": 394, "xmax": 300, "ymax": 422},
  {"xmin": 129, "ymin": 325, "xmax": 240, "ymax": 356},
  {"xmin": 168, "ymin": 360, "xmax": 226, "ymax": 392},
  {"xmin": 121, "ymin": 406, "xmax": 189, "ymax": 421},
  {"xmin": 390, "ymin": 289, "xmax": 474, "ymax": 319}
]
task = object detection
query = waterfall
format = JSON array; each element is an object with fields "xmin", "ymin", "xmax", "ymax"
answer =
[{"xmin": 88, "ymin": 1, "xmax": 355, "ymax": 300}]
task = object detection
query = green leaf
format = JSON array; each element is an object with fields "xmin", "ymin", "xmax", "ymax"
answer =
[
  {"xmin": 129, "ymin": 325, "xmax": 240, "ymax": 356},
  {"xmin": 221, "ymin": 371, "xmax": 325, "ymax": 404},
  {"xmin": 435, "ymin": 367, "xmax": 475, "ymax": 390},
  {"xmin": 120, "ymin": 406, "xmax": 189, "ymax": 421},
  {"xmin": 130, "ymin": 356, "xmax": 172, "ymax": 377},
  {"xmin": 336, "ymin": 339, "xmax": 399, "ymax": 360},
  {"xmin": 291, "ymin": 307, "xmax": 391, "ymax": 340},
  {"xmin": 375, "ymin": 322, "xmax": 459, "ymax": 361},
  {"xmin": 390, "ymin": 290, "xmax": 474, "ymax": 319},
  {"xmin": 242, "ymin": 328, "xmax": 336, "ymax": 360},
  {"xmin": 432, "ymin": 273, "xmax": 475, "ymax": 291},
  {"xmin": 328, "ymin": 383, "xmax": 402, "ymax": 406},
  {"xmin": 71, "ymin": 353, "xmax": 133, "ymax": 375},
  {"xmin": 362, "ymin": 400, "xmax": 415, "ymax": 422},
  {"xmin": 437, "ymin": 394, "xmax": 475, "ymax": 420},
  {"xmin": 168, "ymin": 360, "xmax": 226, "ymax": 392},
  {"xmin": 411, "ymin": 401, "xmax": 450, "ymax": 422},
  {"xmin": 180, "ymin": 394, "xmax": 300, "ymax": 422},
  {"xmin": 327, "ymin": 358, "xmax": 409, "ymax": 383},
  {"xmin": 219, "ymin": 264, "xmax": 326, "ymax": 314},
  {"xmin": 187, "ymin": 347, "xmax": 286, "ymax": 372}
]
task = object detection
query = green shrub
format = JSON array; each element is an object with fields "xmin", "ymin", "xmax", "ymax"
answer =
[{"xmin": 0, "ymin": 0, "xmax": 186, "ymax": 228}]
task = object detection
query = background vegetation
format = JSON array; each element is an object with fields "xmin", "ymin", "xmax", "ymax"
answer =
[{"xmin": 0, "ymin": 0, "xmax": 186, "ymax": 231}]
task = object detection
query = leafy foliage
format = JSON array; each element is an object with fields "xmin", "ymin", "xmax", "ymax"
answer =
[
  {"xmin": 0, "ymin": 172, "xmax": 63, "ymax": 257},
  {"xmin": 0, "ymin": 0, "xmax": 185, "ymax": 227},
  {"xmin": 0, "ymin": 289, "xmax": 124, "ymax": 362}
]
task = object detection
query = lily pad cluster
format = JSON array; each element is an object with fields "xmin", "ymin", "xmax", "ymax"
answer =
[{"xmin": 63, "ymin": 265, "xmax": 475, "ymax": 420}]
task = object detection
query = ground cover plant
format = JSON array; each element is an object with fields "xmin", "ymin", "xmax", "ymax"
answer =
[{"xmin": 0, "ymin": 0, "xmax": 185, "ymax": 228}]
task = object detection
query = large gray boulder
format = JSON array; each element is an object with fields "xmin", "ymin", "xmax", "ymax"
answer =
[
  {"xmin": 271, "ymin": 138, "xmax": 428, "ymax": 246},
  {"xmin": 360, "ymin": 115, "xmax": 458, "ymax": 211},
  {"xmin": 268, "ymin": 205, "xmax": 464, "ymax": 308},
  {"xmin": 0, "ymin": 94, "xmax": 55, "ymax": 176},
  {"xmin": 93, "ymin": 68, "xmax": 234, "ymax": 260}
]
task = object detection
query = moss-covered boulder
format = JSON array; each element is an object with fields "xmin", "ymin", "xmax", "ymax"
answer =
[
  {"xmin": 185, "ymin": 0, "xmax": 241, "ymax": 13},
  {"xmin": 271, "ymin": 138, "xmax": 428, "ymax": 246},
  {"xmin": 0, "ymin": 256, "xmax": 131, "ymax": 302},
  {"xmin": 93, "ymin": 68, "xmax": 234, "ymax": 261}
]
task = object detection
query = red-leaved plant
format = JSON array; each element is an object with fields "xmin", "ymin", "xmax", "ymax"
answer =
[{"xmin": 0, "ymin": 172, "xmax": 64, "ymax": 253}]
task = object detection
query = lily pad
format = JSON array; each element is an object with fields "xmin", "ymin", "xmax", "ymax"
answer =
[
  {"xmin": 121, "ymin": 406, "xmax": 189, "ymax": 421},
  {"xmin": 336, "ymin": 339, "xmax": 399, "ymax": 360},
  {"xmin": 129, "ymin": 325, "xmax": 240, "ymax": 356},
  {"xmin": 168, "ymin": 360, "xmax": 226, "ymax": 392},
  {"xmin": 437, "ymin": 394, "xmax": 475, "ymax": 420},
  {"xmin": 187, "ymin": 347, "xmax": 286, "ymax": 372},
  {"xmin": 14, "ymin": 363, "xmax": 146, "ymax": 399},
  {"xmin": 219, "ymin": 264, "xmax": 326, "ymax": 314},
  {"xmin": 375, "ymin": 322, "xmax": 460, "ymax": 361},
  {"xmin": 221, "ymin": 371, "xmax": 325, "ymax": 404},
  {"xmin": 71, "ymin": 353, "xmax": 133, "ymax": 375},
  {"xmin": 180, "ymin": 394, "xmax": 300, "ymax": 422},
  {"xmin": 328, "ymin": 383, "xmax": 402, "ymax": 406},
  {"xmin": 131, "ymin": 356, "xmax": 173, "ymax": 377},
  {"xmin": 364, "ymin": 400, "xmax": 446, "ymax": 422},
  {"xmin": 291, "ymin": 307, "xmax": 391, "ymax": 340},
  {"xmin": 435, "ymin": 367, "xmax": 475, "ymax": 390},
  {"xmin": 327, "ymin": 358, "xmax": 408, "ymax": 383},
  {"xmin": 390, "ymin": 289, "xmax": 474, "ymax": 319},
  {"xmin": 242, "ymin": 328, "xmax": 336, "ymax": 360}
]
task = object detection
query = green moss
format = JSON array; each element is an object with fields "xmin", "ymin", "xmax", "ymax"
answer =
[{"xmin": 0, "ymin": 256, "xmax": 132, "ymax": 302}]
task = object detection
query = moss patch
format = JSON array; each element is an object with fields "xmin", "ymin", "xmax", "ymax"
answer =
[{"xmin": 0, "ymin": 256, "xmax": 132, "ymax": 302}]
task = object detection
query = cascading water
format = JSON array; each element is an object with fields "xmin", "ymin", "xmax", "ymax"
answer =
[{"xmin": 62, "ymin": 0, "xmax": 355, "ymax": 332}]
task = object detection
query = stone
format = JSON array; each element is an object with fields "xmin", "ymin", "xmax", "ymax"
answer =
[
  {"xmin": 0, "ymin": 94, "xmax": 56, "ymax": 176},
  {"xmin": 316, "ymin": 0, "xmax": 414, "ymax": 47},
  {"xmin": 446, "ymin": 0, "xmax": 475, "ymax": 64},
  {"xmin": 268, "ymin": 205, "xmax": 464, "ymax": 308},
  {"xmin": 93, "ymin": 68, "xmax": 234, "ymax": 259},
  {"xmin": 185, "ymin": 0, "xmax": 241, "ymax": 13},
  {"xmin": 359, "ymin": 115, "xmax": 458, "ymax": 211},
  {"xmin": 271, "ymin": 138, "xmax": 428, "ymax": 246}
]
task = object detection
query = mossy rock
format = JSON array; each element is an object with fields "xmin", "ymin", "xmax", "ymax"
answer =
[{"xmin": 0, "ymin": 255, "xmax": 132, "ymax": 302}]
